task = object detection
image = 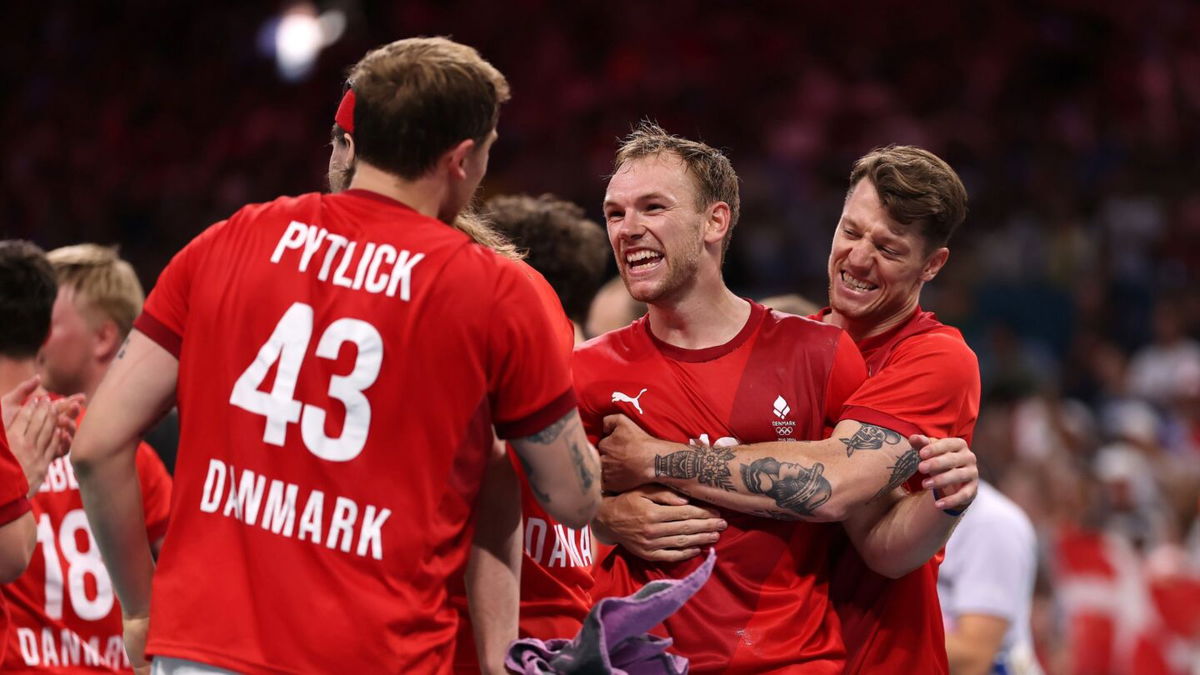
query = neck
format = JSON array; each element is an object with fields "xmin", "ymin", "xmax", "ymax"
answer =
[
  {"xmin": 646, "ymin": 274, "xmax": 750, "ymax": 350},
  {"xmin": 826, "ymin": 296, "xmax": 920, "ymax": 342},
  {"xmin": 0, "ymin": 357, "xmax": 37, "ymax": 398},
  {"xmin": 346, "ymin": 161, "xmax": 449, "ymax": 221}
]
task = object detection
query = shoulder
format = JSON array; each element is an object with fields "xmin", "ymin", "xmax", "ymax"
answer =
[
  {"xmin": 574, "ymin": 321, "xmax": 644, "ymax": 369},
  {"xmin": 889, "ymin": 323, "xmax": 978, "ymax": 372}
]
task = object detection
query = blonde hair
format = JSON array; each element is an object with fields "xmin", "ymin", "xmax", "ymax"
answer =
[
  {"xmin": 452, "ymin": 210, "xmax": 524, "ymax": 261},
  {"xmin": 47, "ymin": 244, "xmax": 144, "ymax": 337}
]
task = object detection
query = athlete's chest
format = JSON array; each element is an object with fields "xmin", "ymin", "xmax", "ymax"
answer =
[{"xmin": 579, "ymin": 347, "xmax": 829, "ymax": 445}]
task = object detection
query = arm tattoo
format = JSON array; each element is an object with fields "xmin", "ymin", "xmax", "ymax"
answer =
[
  {"xmin": 568, "ymin": 440, "xmax": 594, "ymax": 490},
  {"xmin": 740, "ymin": 458, "xmax": 832, "ymax": 517},
  {"xmin": 526, "ymin": 414, "xmax": 570, "ymax": 444},
  {"xmin": 654, "ymin": 443, "xmax": 737, "ymax": 492},
  {"xmin": 838, "ymin": 424, "xmax": 902, "ymax": 457},
  {"xmin": 518, "ymin": 454, "xmax": 552, "ymax": 504},
  {"xmin": 872, "ymin": 449, "xmax": 921, "ymax": 500}
]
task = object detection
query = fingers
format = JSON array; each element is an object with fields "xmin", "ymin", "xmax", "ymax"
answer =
[
  {"xmin": 908, "ymin": 434, "xmax": 931, "ymax": 450},
  {"xmin": 917, "ymin": 436, "xmax": 968, "ymax": 460},
  {"xmin": 641, "ymin": 546, "xmax": 704, "ymax": 563},
  {"xmin": 29, "ymin": 399, "xmax": 57, "ymax": 459},
  {"xmin": 918, "ymin": 446, "xmax": 977, "ymax": 476},
  {"xmin": 602, "ymin": 414, "xmax": 630, "ymax": 437},
  {"xmin": 922, "ymin": 466, "xmax": 978, "ymax": 492},
  {"xmin": 935, "ymin": 481, "xmax": 978, "ymax": 511},
  {"xmin": 2, "ymin": 375, "xmax": 41, "ymax": 409},
  {"xmin": 53, "ymin": 393, "xmax": 85, "ymax": 419},
  {"xmin": 646, "ymin": 517, "xmax": 727, "ymax": 541},
  {"xmin": 653, "ymin": 503, "xmax": 723, "ymax": 522},
  {"xmin": 638, "ymin": 486, "xmax": 691, "ymax": 506},
  {"xmin": 11, "ymin": 397, "xmax": 35, "ymax": 435}
]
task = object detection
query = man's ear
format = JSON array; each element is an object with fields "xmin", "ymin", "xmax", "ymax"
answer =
[
  {"xmin": 444, "ymin": 138, "xmax": 478, "ymax": 180},
  {"xmin": 921, "ymin": 247, "xmax": 950, "ymax": 282},
  {"xmin": 94, "ymin": 319, "xmax": 123, "ymax": 362},
  {"xmin": 342, "ymin": 132, "xmax": 356, "ymax": 162},
  {"xmin": 703, "ymin": 202, "xmax": 732, "ymax": 247}
]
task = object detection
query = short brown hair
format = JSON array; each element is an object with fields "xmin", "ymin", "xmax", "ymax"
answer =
[
  {"xmin": 848, "ymin": 145, "xmax": 968, "ymax": 251},
  {"xmin": 0, "ymin": 240, "xmax": 55, "ymax": 358},
  {"xmin": 346, "ymin": 37, "xmax": 510, "ymax": 180},
  {"xmin": 483, "ymin": 194, "xmax": 609, "ymax": 325},
  {"xmin": 47, "ymin": 244, "xmax": 144, "ymax": 338},
  {"xmin": 613, "ymin": 121, "xmax": 741, "ymax": 258}
]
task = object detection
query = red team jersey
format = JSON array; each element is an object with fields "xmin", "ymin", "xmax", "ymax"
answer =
[
  {"xmin": 3, "ymin": 440, "xmax": 171, "ymax": 673},
  {"xmin": 575, "ymin": 302, "xmax": 867, "ymax": 674},
  {"xmin": 821, "ymin": 307, "xmax": 981, "ymax": 674},
  {"xmin": 0, "ymin": 415, "xmax": 33, "ymax": 665},
  {"xmin": 452, "ymin": 262, "xmax": 594, "ymax": 671},
  {"xmin": 133, "ymin": 189, "xmax": 575, "ymax": 673}
]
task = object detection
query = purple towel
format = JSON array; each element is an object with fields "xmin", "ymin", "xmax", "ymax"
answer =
[{"xmin": 505, "ymin": 549, "xmax": 716, "ymax": 675}]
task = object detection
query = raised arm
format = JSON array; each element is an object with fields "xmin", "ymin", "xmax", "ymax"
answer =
[
  {"xmin": 71, "ymin": 331, "xmax": 177, "ymax": 672},
  {"xmin": 600, "ymin": 414, "xmax": 973, "ymax": 523},
  {"xmin": 508, "ymin": 410, "xmax": 601, "ymax": 530}
]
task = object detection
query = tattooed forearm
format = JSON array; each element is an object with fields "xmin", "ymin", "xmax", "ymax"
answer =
[
  {"xmin": 838, "ymin": 424, "xmax": 902, "ymax": 457},
  {"xmin": 653, "ymin": 443, "xmax": 737, "ymax": 492},
  {"xmin": 872, "ymin": 449, "xmax": 921, "ymax": 500},
  {"xmin": 740, "ymin": 458, "xmax": 832, "ymax": 517},
  {"xmin": 568, "ymin": 440, "xmax": 594, "ymax": 490},
  {"xmin": 518, "ymin": 454, "xmax": 552, "ymax": 504}
]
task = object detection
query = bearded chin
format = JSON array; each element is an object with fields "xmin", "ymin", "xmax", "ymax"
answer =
[{"xmin": 328, "ymin": 161, "xmax": 355, "ymax": 194}]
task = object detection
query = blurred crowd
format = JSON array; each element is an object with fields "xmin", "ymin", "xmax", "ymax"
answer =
[{"xmin": 4, "ymin": 0, "xmax": 1199, "ymax": 671}]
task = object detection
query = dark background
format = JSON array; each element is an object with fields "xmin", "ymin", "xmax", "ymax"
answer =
[{"xmin": 5, "ymin": 1, "xmax": 1199, "ymax": 671}]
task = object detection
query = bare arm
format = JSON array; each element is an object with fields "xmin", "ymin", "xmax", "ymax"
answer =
[
  {"xmin": 842, "ymin": 435, "xmax": 978, "ymax": 577},
  {"xmin": 600, "ymin": 415, "xmax": 920, "ymax": 522},
  {"xmin": 945, "ymin": 614, "xmax": 1008, "ymax": 675},
  {"xmin": 508, "ymin": 410, "xmax": 601, "ymax": 530},
  {"xmin": 0, "ymin": 512, "xmax": 35, "ymax": 583},
  {"xmin": 592, "ymin": 487, "xmax": 726, "ymax": 563},
  {"xmin": 466, "ymin": 438, "xmax": 522, "ymax": 675},
  {"xmin": 71, "ymin": 331, "xmax": 177, "ymax": 670}
]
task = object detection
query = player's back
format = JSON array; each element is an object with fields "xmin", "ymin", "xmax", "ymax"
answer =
[{"xmin": 137, "ymin": 189, "xmax": 567, "ymax": 673}]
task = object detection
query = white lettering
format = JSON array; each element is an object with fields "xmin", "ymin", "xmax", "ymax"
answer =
[
  {"xmin": 548, "ymin": 533, "xmax": 566, "ymax": 568},
  {"xmin": 318, "ymin": 234, "xmax": 349, "ymax": 281},
  {"xmin": 270, "ymin": 221, "xmax": 307, "ymax": 263},
  {"xmin": 332, "ymin": 241, "xmax": 358, "ymax": 288},
  {"xmin": 386, "ymin": 250, "xmax": 425, "ymax": 300},
  {"xmin": 357, "ymin": 505, "xmax": 391, "ymax": 560},
  {"xmin": 104, "ymin": 636, "xmax": 124, "ymax": 668},
  {"xmin": 298, "ymin": 490, "xmax": 325, "ymax": 544},
  {"xmin": 556, "ymin": 523, "xmax": 584, "ymax": 567},
  {"xmin": 42, "ymin": 629, "xmax": 59, "ymax": 666},
  {"xmin": 222, "ymin": 464, "xmax": 243, "ymax": 520},
  {"xmin": 365, "ymin": 244, "xmax": 396, "ymax": 293},
  {"xmin": 525, "ymin": 518, "xmax": 548, "ymax": 563},
  {"xmin": 352, "ymin": 242, "xmax": 376, "ymax": 290},
  {"xmin": 261, "ymin": 480, "xmax": 298, "ymax": 537},
  {"xmin": 18, "ymin": 627, "xmax": 38, "ymax": 665},
  {"xmin": 325, "ymin": 497, "xmax": 358, "ymax": 553},
  {"xmin": 84, "ymin": 637, "xmax": 102, "ymax": 666},
  {"xmin": 580, "ymin": 526, "xmax": 593, "ymax": 565},
  {"xmin": 60, "ymin": 628, "xmax": 81, "ymax": 665},
  {"xmin": 200, "ymin": 459, "xmax": 226, "ymax": 513},
  {"xmin": 237, "ymin": 470, "xmax": 267, "ymax": 526},
  {"xmin": 299, "ymin": 226, "xmax": 328, "ymax": 272}
]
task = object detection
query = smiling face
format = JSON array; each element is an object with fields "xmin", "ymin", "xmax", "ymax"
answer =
[
  {"xmin": 827, "ymin": 178, "xmax": 948, "ymax": 336},
  {"xmin": 603, "ymin": 153, "xmax": 708, "ymax": 305}
]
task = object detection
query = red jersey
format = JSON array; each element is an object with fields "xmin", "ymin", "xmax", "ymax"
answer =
[
  {"xmin": 0, "ymin": 414, "xmax": 33, "ymax": 666},
  {"xmin": 3, "ymin": 443, "xmax": 171, "ymax": 673},
  {"xmin": 133, "ymin": 189, "xmax": 575, "ymax": 674},
  {"xmin": 575, "ymin": 302, "xmax": 867, "ymax": 674},
  {"xmin": 452, "ymin": 262, "xmax": 594, "ymax": 671},
  {"xmin": 822, "ymin": 308, "xmax": 981, "ymax": 675}
]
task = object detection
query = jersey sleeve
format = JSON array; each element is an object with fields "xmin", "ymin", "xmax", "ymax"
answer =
[
  {"xmin": 0, "ymin": 416, "xmax": 31, "ymax": 526},
  {"xmin": 135, "ymin": 442, "xmax": 174, "ymax": 543},
  {"xmin": 487, "ymin": 258, "xmax": 578, "ymax": 440},
  {"xmin": 838, "ymin": 332, "xmax": 981, "ymax": 442},
  {"xmin": 823, "ymin": 330, "xmax": 868, "ymax": 426},
  {"xmin": 570, "ymin": 351, "xmax": 605, "ymax": 445},
  {"xmin": 134, "ymin": 220, "xmax": 228, "ymax": 358}
]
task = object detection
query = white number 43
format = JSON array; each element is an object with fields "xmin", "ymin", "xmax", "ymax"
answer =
[{"xmin": 229, "ymin": 302, "xmax": 382, "ymax": 462}]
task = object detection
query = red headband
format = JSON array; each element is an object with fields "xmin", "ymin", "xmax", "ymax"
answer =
[{"xmin": 335, "ymin": 89, "xmax": 356, "ymax": 133}]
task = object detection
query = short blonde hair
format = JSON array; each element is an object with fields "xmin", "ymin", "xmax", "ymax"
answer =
[{"xmin": 47, "ymin": 244, "xmax": 144, "ymax": 337}]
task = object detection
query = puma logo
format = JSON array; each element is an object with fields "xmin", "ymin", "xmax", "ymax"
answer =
[{"xmin": 611, "ymin": 388, "xmax": 648, "ymax": 415}]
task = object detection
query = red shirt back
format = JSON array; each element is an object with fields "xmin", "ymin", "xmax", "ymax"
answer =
[
  {"xmin": 575, "ymin": 302, "xmax": 866, "ymax": 674},
  {"xmin": 824, "ymin": 308, "xmax": 981, "ymax": 675},
  {"xmin": 134, "ymin": 189, "xmax": 575, "ymax": 674},
  {"xmin": 452, "ymin": 262, "xmax": 594, "ymax": 671},
  {"xmin": 3, "ymin": 442, "xmax": 171, "ymax": 673}
]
